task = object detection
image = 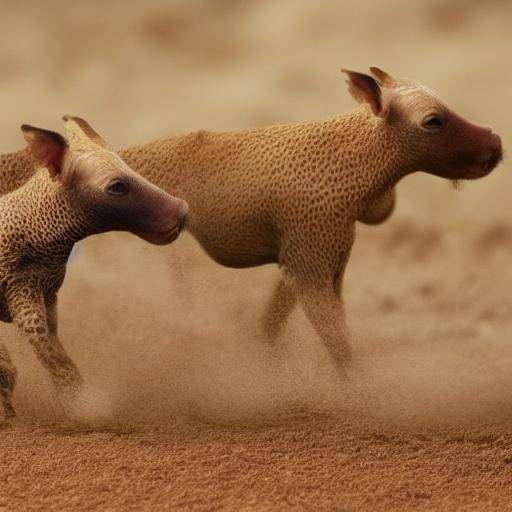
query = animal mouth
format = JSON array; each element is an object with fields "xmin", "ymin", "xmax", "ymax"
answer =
[
  {"xmin": 137, "ymin": 218, "xmax": 186, "ymax": 246},
  {"xmin": 480, "ymin": 149, "xmax": 502, "ymax": 172},
  {"xmin": 464, "ymin": 151, "xmax": 503, "ymax": 179},
  {"xmin": 460, "ymin": 147, "xmax": 503, "ymax": 180},
  {"xmin": 477, "ymin": 132, "xmax": 503, "ymax": 174},
  {"xmin": 158, "ymin": 222, "xmax": 183, "ymax": 243}
]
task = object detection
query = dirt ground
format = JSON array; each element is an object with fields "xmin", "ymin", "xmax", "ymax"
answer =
[{"xmin": 1, "ymin": 1, "xmax": 512, "ymax": 510}]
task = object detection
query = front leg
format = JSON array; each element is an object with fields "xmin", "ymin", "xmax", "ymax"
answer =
[
  {"xmin": 45, "ymin": 292, "xmax": 59, "ymax": 337},
  {"xmin": 0, "ymin": 344, "xmax": 16, "ymax": 419},
  {"xmin": 283, "ymin": 227, "xmax": 354, "ymax": 369},
  {"xmin": 7, "ymin": 283, "xmax": 82, "ymax": 407}
]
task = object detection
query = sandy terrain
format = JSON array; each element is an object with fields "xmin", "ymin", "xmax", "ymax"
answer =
[{"xmin": 1, "ymin": 0, "xmax": 512, "ymax": 510}]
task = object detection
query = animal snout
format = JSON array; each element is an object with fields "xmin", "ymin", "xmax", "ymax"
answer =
[
  {"xmin": 155, "ymin": 197, "xmax": 188, "ymax": 243},
  {"xmin": 171, "ymin": 198, "xmax": 188, "ymax": 231},
  {"xmin": 491, "ymin": 132, "xmax": 502, "ymax": 151},
  {"xmin": 480, "ymin": 132, "xmax": 503, "ymax": 171},
  {"xmin": 174, "ymin": 211, "xmax": 187, "ymax": 234},
  {"xmin": 176, "ymin": 198, "xmax": 189, "ymax": 222}
]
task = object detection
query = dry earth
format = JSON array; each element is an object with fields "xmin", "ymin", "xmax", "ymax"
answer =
[{"xmin": 1, "ymin": 1, "xmax": 512, "ymax": 510}]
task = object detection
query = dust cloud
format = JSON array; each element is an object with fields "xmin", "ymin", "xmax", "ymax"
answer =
[
  {"xmin": 1, "ymin": 2, "xmax": 512, "ymax": 507},
  {"xmin": 5, "ymin": 220, "xmax": 512, "ymax": 428}
]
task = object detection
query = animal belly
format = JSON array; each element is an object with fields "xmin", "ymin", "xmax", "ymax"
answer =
[{"xmin": 190, "ymin": 222, "xmax": 278, "ymax": 269}]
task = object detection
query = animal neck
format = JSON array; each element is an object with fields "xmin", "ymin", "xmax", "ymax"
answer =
[
  {"xmin": 119, "ymin": 110, "xmax": 412, "ymax": 206},
  {"xmin": 12, "ymin": 171, "xmax": 94, "ymax": 259},
  {"xmin": 0, "ymin": 149, "xmax": 38, "ymax": 196},
  {"xmin": 331, "ymin": 108, "xmax": 410, "ymax": 203}
]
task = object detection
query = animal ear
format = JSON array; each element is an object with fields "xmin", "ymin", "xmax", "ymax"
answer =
[
  {"xmin": 341, "ymin": 68, "xmax": 388, "ymax": 117},
  {"xmin": 369, "ymin": 66, "xmax": 394, "ymax": 87},
  {"xmin": 62, "ymin": 115, "xmax": 107, "ymax": 148},
  {"xmin": 21, "ymin": 124, "xmax": 68, "ymax": 178}
]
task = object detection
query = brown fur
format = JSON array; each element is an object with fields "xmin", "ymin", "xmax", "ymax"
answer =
[{"xmin": 0, "ymin": 123, "xmax": 188, "ymax": 420}]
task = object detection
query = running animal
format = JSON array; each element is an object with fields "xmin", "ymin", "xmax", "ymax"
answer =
[
  {"xmin": 68, "ymin": 68, "xmax": 503, "ymax": 367},
  {"xmin": 0, "ymin": 123, "xmax": 188, "ymax": 420}
]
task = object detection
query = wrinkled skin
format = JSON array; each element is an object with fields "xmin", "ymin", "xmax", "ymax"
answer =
[{"xmin": 66, "ymin": 149, "xmax": 188, "ymax": 244}]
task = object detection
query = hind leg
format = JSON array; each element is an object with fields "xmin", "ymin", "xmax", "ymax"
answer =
[
  {"xmin": 0, "ymin": 344, "xmax": 17, "ymax": 419},
  {"xmin": 262, "ymin": 272, "xmax": 298, "ymax": 341}
]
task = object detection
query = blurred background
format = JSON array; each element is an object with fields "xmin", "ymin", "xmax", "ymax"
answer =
[{"xmin": 1, "ymin": 0, "xmax": 511, "ymax": 425}]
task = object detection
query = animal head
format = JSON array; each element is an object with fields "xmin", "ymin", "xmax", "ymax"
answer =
[
  {"xmin": 21, "ymin": 120, "xmax": 188, "ymax": 245},
  {"xmin": 341, "ymin": 67, "xmax": 502, "ymax": 180}
]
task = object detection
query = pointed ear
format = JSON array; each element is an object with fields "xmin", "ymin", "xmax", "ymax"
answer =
[
  {"xmin": 369, "ymin": 66, "xmax": 394, "ymax": 87},
  {"xmin": 21, "ymin": 125, "xmax": 68, "ymax": 178},
  {"xmin": 341, "ymin": 69, "xmax": 389, "ymax": 117},
  {"xmin": 62, "ymin": 115, "xmax": 107, "ymax": 148}
]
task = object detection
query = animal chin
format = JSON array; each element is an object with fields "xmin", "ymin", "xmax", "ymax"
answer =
[
  {"xmin": 137, "ymin": 224, "xmax": 182, "ymax": 245},
  {"xmin": 480, "ymin": 150, "xmax": 502, "ymax": 173},
  {"xmin": 456, "ymin": 168, "xmax": 490, "ymax": 180},
  {"xmin": 453, "ymin": 154, "xmax": 502, "ymax": 180},
  {"xmin": 464, "ymin": 161, "xmax": 500, "ymax": 180}
]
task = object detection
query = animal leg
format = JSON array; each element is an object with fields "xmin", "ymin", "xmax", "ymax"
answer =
[
  {"xmin": 0, "ymin": 344, "xmax": 16, "ymax": 419},
  {"xmin": 297, "ymin": 282, "xmax": 352, "ymax": 367},
  {"xmin": 45, "ymin": 293, "xmax": 59, "ymax": 337},
  {"xmin": 262, "ymin": 273, "xmax": 297, "ymax": 341},
  {"xmin": 7, "ymin": 285, "xmax": 82, "ymax": 406},
  {"xmin": 285, "ymin": 242, "xmax": 353, "ymax": 368}
]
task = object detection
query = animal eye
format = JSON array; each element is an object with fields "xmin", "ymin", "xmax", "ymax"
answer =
[
  {"xmin": 422, "ymin": 114, "xmax": 444, "ymax": 131},
  {"xmin": 106, "ymin": 179, "xmax": 129, "ymax": 197}
]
